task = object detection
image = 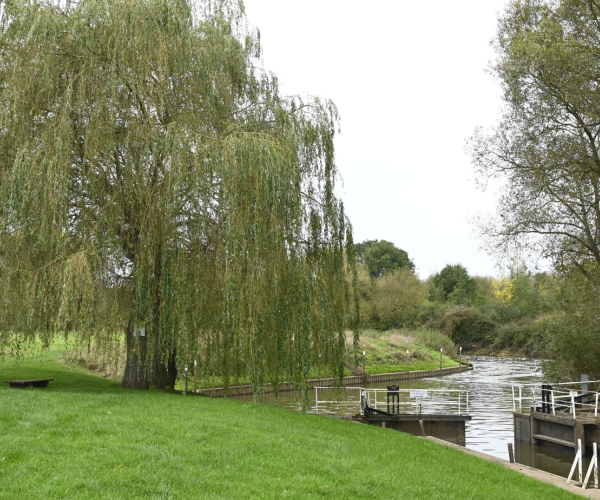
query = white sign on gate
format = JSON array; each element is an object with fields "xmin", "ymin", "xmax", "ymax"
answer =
[{"xmin": 410, "ymin": 390, "xmax": 428, "ymax": 398}]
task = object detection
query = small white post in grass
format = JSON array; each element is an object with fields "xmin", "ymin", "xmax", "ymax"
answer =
[
  {"xmin": 184, "ymin": 364, "xmax": 188, "ymax": 395},
  {"xmin": 194, "ymin": 360, "xmax": 197, "ymax": 394},
  {"xmin": 362, "ymin": 350, "xmax": 366, "ymax": 378},
  {"xmin": 318, "ymin": 354, "xmax": 321, "ymax": 386},
  {"xmin": 459, "ymin": 346, "xmax": 462, "ymax": 365},
  {"xmin": 406, "ymin": 350, "xmax": 409, "ymax": 373},
  {"xmin": 439, "ymin": 348, "xmax": 443, "ymax": 370},
  {"xmin": 568, "ymin": 439, "xmax": 583, "ymax": 485},
  {"xmin": 582, "ymin": 442, "xmax": 598, "ymax": 489}
]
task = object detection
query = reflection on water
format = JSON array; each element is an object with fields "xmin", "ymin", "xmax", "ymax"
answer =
[{"xmin": 232, "ymin": 357, "xmax": 586, "ymax": 477}]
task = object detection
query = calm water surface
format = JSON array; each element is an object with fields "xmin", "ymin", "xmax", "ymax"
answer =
[{"xmin": 233, "ymin": 357, "xmax": 591, "ymax": 477}]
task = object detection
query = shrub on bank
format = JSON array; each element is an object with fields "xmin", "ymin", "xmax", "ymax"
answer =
[{"xmin": 443, "ymin": 307, "xmax": 497, "ymax": 347}]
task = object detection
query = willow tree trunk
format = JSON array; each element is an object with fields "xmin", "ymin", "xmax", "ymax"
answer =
[
  {"xmin": 151, "ymin": 347, "xmax": 177, "ymax": 389},
  {"xmin": 121, "ymin": 324, "xmax": 150, "ymax": 390}
]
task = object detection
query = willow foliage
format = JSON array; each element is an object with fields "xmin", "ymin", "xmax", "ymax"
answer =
[{"xmin": 0, "ymin": 0, "xmax": 359, "ymax": 395}]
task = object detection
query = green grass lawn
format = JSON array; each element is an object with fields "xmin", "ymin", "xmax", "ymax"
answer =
[{"xmin": 0, "ymin": 348, "xmax": 579, "ymax": 499}]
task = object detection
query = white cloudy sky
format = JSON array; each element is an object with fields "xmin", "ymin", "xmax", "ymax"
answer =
[{"xmin": 243, "ymin": 0, "xmax": 510, "ymax": 278}]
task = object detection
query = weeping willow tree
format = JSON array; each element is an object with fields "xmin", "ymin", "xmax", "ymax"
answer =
[{"xmin": 0, "ymin": 0, "xmax": 359, "ymax": 395}]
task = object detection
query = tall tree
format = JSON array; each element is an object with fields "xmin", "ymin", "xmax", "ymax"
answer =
[
  {"xmin": 429, "ymin": 264, "xmax": 478, "ymax": 303},
  {"xmin": 354, "ymin": 240, "xmax": 414, "ymax": 278},
  {"xmin": 469, "ymin": 0, "xmax": 600, "ymax": 277},
  {"xmin": 0, "ymin": 0, "xmax": 358, "ymax": 395}
]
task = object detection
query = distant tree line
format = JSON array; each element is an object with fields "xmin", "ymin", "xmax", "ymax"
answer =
[{"xmin": 352, "ymin": 239, "xmax": 574, "ymax": 358}]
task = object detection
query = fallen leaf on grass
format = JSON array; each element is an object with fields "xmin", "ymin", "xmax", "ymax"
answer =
[
  {"xmin": 108, "ymin": 411, "xmax": 112, "ymax": 414},
  {"xmin": 116, "ymin": 465, "xmax": 123, "ymax": 469}
]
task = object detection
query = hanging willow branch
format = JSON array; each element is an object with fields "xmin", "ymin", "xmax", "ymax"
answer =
[{"xmin": 0, "ymin": 0, "xmax": 359, "ymax": 396}]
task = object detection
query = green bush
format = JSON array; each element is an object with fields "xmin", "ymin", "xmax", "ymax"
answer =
[
  {"xmin": 443, "ymin": 306, "xmax": 498, "ymax": 347},
  {"xmin": 414, "ymin": 302, "xmax": 446, "ymax": 330},
  {"xmin": 494, "ymin": 320, "xmax": 532, "ymax": 349}
]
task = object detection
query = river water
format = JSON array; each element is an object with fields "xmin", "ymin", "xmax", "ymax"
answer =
[{"xmin": 233, "ymin": 356, "xmax": 590, "ymax": 478}]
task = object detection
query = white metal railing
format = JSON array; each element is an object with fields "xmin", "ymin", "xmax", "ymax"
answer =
[
  {"xmin": 313, "ymin": 386, "xmax": 469, "ymax": 416},
  {"xmin": 512, "ymin": 380, "xmax": 600, "ymax": 418},
  {"xmin": 313, "ymin": 386, "xmax": 364, "ymax": 415},
  {"xmin": 361, "ymin": 387, "xmax": 469, "ymax": 416}
]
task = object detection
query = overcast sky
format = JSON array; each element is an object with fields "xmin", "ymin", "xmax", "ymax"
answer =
[{"xmin": 243, "ymin": 0, "xmax": 510, "ymax": 278}]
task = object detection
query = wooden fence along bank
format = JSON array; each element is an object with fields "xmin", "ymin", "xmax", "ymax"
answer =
[{"xmin": 199, "ymin": 365, "xmax": 471, "ymax": 397}]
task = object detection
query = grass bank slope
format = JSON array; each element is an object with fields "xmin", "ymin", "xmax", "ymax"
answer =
[
  {"xmin": 0, "ymin": 350, "xmax": 577, "ymax": 499},
  {"xmin": 349, "ymin": 328, "xmax": 460, "ymax": 375}
]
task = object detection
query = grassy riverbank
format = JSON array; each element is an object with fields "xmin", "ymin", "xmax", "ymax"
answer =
[
  {"xmin": 0, "ymin": 349, "xmax": 578, "ymax": 499},
  {"xmin": 59, "ymin": 330, "xmax": 461, "ymax": 390},
  {"xmin": 351, "ymin": 328, "xmax": 461, "ymax": 375}
]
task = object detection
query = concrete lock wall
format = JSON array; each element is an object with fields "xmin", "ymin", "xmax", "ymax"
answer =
[
  {"xmin": 513, "ymin": 411, "xmax": 595, "ymax": 455},
  {"xmin": 364, "ymin": 416, "xmax": 468, "ymax": 447}
]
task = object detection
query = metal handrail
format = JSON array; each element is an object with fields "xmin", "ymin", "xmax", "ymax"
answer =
[
  {"xmin": 512, "ymin": 383, "xmax": 600, "ymax": 418},
  {"xmin": 361, "ymin": 387, "xmax": 470, "ymax": 416},
  {"xmin": 313, "ymin": 386, "xmax": 469, "ymax": 416}
]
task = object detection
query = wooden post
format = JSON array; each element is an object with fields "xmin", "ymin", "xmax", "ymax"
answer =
[
  {"xmin": 318, "ymin": 354, "xmax": 321, "ymax": 386},
  {"xmin": 184, "ymin": 365, "xmax": 188, "ymax": 395},
  {"xmin": 193, "ymin": 360, "xmax": 197, "ymax": 394},
  {"xmin": 362, "ymin": 351, "xmax": 366, "ymax": 378},
  {"xmin": 575, "ymin": 421, "xmax": 586, "ymax": 456},
  {"xmin": 419, "ymin": 420, "xmax": 426, "ymax": 437},
  {"xmin": 508, "ymin": 443, "xmax": 515, "ymax": 463}
]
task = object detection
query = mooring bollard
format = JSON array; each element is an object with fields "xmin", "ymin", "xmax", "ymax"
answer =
[
  {"xmin": 508, "ymin": 443, "xmax": 515, "ymax": 463},
  {"xmin": 419, "ymin": 420, "xmax": 426, "ymax": 437}
]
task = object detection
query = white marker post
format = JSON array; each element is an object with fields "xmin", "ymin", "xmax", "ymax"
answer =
[
  {"xmin": 194, "ymin": 360, "xmax": 197, "ymax": 394},
  {"xmin": 184, "ymin": 364, "xmax": 188, "ymax": 395},
  {"xmin": 362, "ymin": 350, "xmax": 366, "ymax": 377},
  {"xmin": 318, "ymin": 353, "xmax": 321, "ymax": 386}
]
